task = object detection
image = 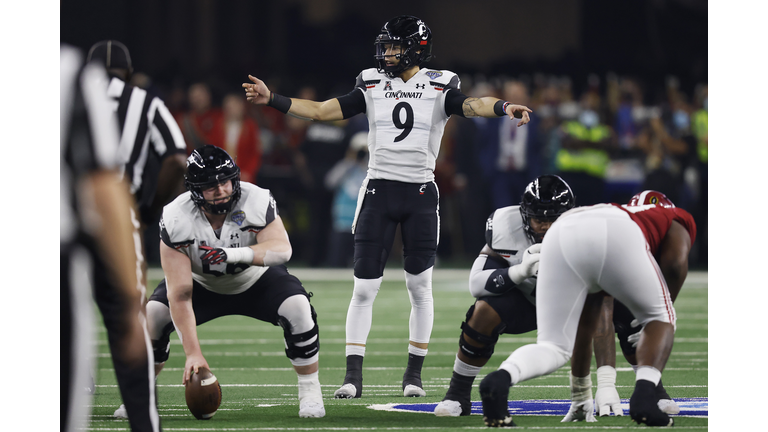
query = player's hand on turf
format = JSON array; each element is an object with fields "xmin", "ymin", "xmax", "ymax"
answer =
[
  {"xmin": 242, "ymin": 75, "xmax": 271, "ymax": 105},
  {"xmin": 505, "ymin": 104, "xmax": 533, "ymax": 127},
  {"xmin": 508, "ymin": 243, "xmax": 542, "ymax": 284},
  {"xmin": 595, "ymin": 384, "xmax": 624, "ymax": 416},
  {"xmin": 561, "ymin": 398, "xmax": 597, "ymax": 423},
  {"xmin": 183, "ymin": 354, "xmax": 210, "ymax": 385},
  {"xmin": 200, "ymin": 245, "xmax": 227, "ymax": 265}
]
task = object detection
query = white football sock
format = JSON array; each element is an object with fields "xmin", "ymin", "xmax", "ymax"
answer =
[
  {"xmin": 635, "ymin": 366, "xmax": 661, "ymax": 386},
  {"xmin": 297, "ymin": 371, "xmax": 322, "ymax": 402},
  {"xmin": 405, "ymin": 268, "xmax": 434, "ymax": 345},
  {"xmin": 345, "ymin": 276, "xmax": 382, "ymax": 356},
  {"xmin": 454, "ymin": 355, "xmax": 482, "ymax": 377}
]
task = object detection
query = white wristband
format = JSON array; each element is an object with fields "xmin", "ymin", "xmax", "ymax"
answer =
[
  {"xmin": 596, "ymin": 365, "xmax": 617, "ymax": 387},
  {"xmin": 221, "ymin": 247, "xmax": 254, "ymax": 264}
]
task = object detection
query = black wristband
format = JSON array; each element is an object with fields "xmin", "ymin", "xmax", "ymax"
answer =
[
  {"xmin": 268, "ymin": 93, "xmax": 292, "ymax": 114},
  {"xmin": 493, "ymin": 100, "xmax": 512, "ymax": 117}
]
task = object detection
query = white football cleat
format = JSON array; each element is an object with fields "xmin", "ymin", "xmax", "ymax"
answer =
[
  {"xmin": 299, "ymin": 400, "xmax": 326, "ymax": 418},
  {"xmin": 403, "ymin": 384, "xmax": 426, "ymax": 397},
  {"xmin": 333, "ymin": 383, "xmax": 358, "ymax": 399},
  {"xmin": 434, "ymin": 399, "xmax": 463, "ymax": 417},
  {"xmin": 658, "ymin": 398, "xmax": 681, "ymax": 415},
  {"xmin": 113, "ymin": 404, "xmax": 128, "ymax": 419}
]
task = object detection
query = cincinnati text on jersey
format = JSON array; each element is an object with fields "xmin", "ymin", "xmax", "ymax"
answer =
[{"xmin": 385, "ymin": 90, "xmax": 423, "ymax": 99}]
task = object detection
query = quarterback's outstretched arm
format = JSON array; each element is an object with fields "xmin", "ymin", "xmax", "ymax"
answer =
[
  {"xmin": 461, "ymin": 96, "xmax": 532, "ymax": 126},
  {"xmin": 160, "ymin": 241, "xmax": 209, "ymax": 385},
  {"xmin": 243, "ymin": 75, "xmax": 345, "ymax": 121}
]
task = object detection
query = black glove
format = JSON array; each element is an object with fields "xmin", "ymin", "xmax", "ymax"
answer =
[{"xmin": 199, "ymin": 245, "xmax": 227, "ymax": 265}]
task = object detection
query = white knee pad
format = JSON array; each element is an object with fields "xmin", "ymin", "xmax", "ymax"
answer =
[
  {"xmin": 405, "ymin": 268, "xmax": 434, "ymax": 346},
  {"xmin": 277, "ymin": 295, "xmax": 319, "ymax": 367},
  {"xmin": 146, "ymin": 300, "xmax": 172, "ymax": 341}
]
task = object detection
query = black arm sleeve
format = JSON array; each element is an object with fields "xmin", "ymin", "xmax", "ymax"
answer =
[
  {"xmin": 444, "ymin": 89, "xmax": 469, "ymax": 118},
  {"xmin": 337, "ymin": 89, "xmax": 366, "ymax": 119}
]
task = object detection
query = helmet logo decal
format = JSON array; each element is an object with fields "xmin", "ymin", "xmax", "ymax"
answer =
[
  {"xmin": 417, "ymin": 21, "xmax": 428, "ymax": 39},
  {"xmin": 187, "ymin": 152, "xmax": 205, "ymax": 169},
  {"xmin": 650, "ymin": 196, "xmax": 659, "ymax": 204}
]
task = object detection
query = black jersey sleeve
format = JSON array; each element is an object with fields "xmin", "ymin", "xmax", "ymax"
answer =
[
  {"xmin": 444, "ymin": 88, "xmax": 468, "ymax": 118},
  {"xmin": 337, "ymin": 89, "xmax": 366, "ymax": 119}
]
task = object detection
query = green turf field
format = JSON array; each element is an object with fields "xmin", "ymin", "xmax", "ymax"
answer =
[{"xmin": 88, "ymin": 268, "xmax": 707, "ymax": 431}]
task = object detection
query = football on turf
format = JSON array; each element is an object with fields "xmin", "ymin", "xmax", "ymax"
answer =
[{"xmin": 185, "ymin": 367, "xmax": 222, "ymax": 420}]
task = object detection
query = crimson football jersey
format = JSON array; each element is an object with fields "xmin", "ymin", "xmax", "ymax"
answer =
[{"xmin": 614, "ymin": 203, "xmax": 697, "ymax": 255}]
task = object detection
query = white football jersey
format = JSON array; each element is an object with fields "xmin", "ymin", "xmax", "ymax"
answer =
[
  {"xmin": 160, "ymin": 182, "xmax": 277, "ymax": 295},
  {"xmin": 355, "ymin": 68, "xmax": 460, "ymax": 183},
  {"xmin": 485, "ymin": 205, "xmax": 537, "ymax": 303}
]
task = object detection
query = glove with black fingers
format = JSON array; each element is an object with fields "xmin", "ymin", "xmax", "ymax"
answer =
[
  {"xmin": 199, "ymin": 245, "xmax": 227, "ymax": 265},
  {"xmin": 561, "ymin": 373, "xmax": 597, "ymax": 423},
  {"xmin": 595, "ymin": 366, "xmax": 624, "ymax": 416},
  {"xmin": 508, "ymin": 243, "xmax": 542, "ymax": 284}
]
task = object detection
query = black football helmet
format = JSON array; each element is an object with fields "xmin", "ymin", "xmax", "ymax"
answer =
[
  {"xmin": 374, "ymin": 15, "xmax": 433, "ymax": 78},
  {"xmin": 184, "ymin": 145, "xmax": 241, "ymax": 215},
  {"xmin": 519, "ymin": 175, "xmax": 575, "ymax": 243}
]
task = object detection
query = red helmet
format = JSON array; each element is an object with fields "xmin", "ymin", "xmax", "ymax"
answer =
[{"xmin": 628, "ymin": 190, "xmax": 675, "ymax": 208}]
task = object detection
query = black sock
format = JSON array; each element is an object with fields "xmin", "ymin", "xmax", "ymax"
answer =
[
  {"xmin": 343, "ymin": 355, "xmax": 364, "ymax": 387},
  {"xmin": 655, "ymin": 378, "xmax": 671, "ymax": 400},
  {"xmin": 444, "ymin": 371, "xmax": 475, "ymax": 402},
  {"xmin": 402, "ymin": 354, "xmax": 425, "ymax": 388}
]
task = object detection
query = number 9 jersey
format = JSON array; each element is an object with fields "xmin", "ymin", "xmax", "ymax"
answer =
[
  {"xmin": 159, "ymin": 182, "xmax": 278, "ymax": 295},
  {"xmin": 349, "ymin": 67, "xmax": 462, "ymax": 184}
]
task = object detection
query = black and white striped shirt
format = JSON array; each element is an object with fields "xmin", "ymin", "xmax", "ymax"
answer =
[
  {"xmin": 61, "ymin": 44, "xmax": 121, "ymax": 250},
  {"xmin": 106, "ymin": 77, "xmax": 187, "ymax": 223}
]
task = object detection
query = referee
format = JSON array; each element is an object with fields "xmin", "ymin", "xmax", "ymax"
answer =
[
  {"xmin": 61, "ymin": 44, "xmax": 161, "ymax": 432},
  {"xmin": 86, "ymin": 40, "xmax": 187, "ymax": 425}
]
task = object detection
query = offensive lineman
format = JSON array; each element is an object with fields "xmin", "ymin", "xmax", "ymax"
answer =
[
  {"xmin": 146, "ymin": 145, "xmax": 325, "ymax": 418},
  {"xmin": 243, "ymin": 14, "xmax": 533, "ymax": 399},
  {"xmin": 479, "ymin": 193, "xmax": 696, "ymax": 427},
  {"xmin": 434, "ymin": 175, "xmax": 579, "ymax": 417}
]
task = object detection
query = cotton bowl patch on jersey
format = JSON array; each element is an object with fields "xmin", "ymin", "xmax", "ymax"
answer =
[
  {"xmin": 369, "ymin": 398, "xmax": 708, "ymax": 418},
  {"xmin": 231, "ymin": 210, "xmax": 245, "ymax": 226},
  {"xmin": 425, "ymin": 71, "xmax": 443, "ymax": 79}
]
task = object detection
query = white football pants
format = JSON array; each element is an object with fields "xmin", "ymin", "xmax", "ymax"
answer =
[{"xmin": 500, "ymin": 205, "xmax": 676, "ymax": 384}]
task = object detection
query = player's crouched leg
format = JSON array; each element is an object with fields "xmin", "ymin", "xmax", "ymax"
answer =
[{"xmin": 277, "ymin": 295, "xmax": 325, "ymax": 418}]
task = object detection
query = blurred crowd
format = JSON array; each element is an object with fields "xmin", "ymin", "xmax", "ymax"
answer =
[{"xmin": 136, "ymin": 72, "xmax": 708, "ymax": 269}]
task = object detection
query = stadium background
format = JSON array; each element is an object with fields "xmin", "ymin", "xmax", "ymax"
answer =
[{"xmin": 60, "ymin": 0, "xmax": 708, "ymax": 271}]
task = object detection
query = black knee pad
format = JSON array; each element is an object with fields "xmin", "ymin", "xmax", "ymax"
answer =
[
  {"xmin": 458, "ymin": 304, "xmax": 506, "ymax": 359},
  {"xmin": 617, "ymin": 326, "xmax": 640, "ymax": 357},
  {"xmin": 152, "ymin": 336, "xmax": 171, "ymax": 364},
  {"xmin": 613, "ymin": 300, "xmax": 640, "ymax": 357},
  {"xmin": 151, "ymin": 322, "xmax": 175, "ymax": 364},
  {"xmin": 354, "ymin": 256, "xmax": 385, "ymax": 279},
  {"xmin": 403, "ymin": 254, "xmax": 435, "ymax": 275},
  {"xmin": 278, "ymin": 305, "xmax": 320, "ymax": 360}
]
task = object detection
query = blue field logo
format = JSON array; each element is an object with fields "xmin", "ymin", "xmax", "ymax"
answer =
[{"xmin": 369, "ymin": 398, "xmax": 708, "ymax": 418}]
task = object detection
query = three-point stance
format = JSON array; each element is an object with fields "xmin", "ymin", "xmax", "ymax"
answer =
[
  {"xmin": 433, "ymin": 175, "xmax": 577, "ymax": 416},
  {"xmin": 243, "ymin": 14, "xmax": 532, "ymax": 399},
  {"xmin": 479, "ymin": 193, "xmax": 695, "ymax": 427},
  {"xmin": 147, "ymin": 146, "xmax": 325, "ymax": 418}
]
